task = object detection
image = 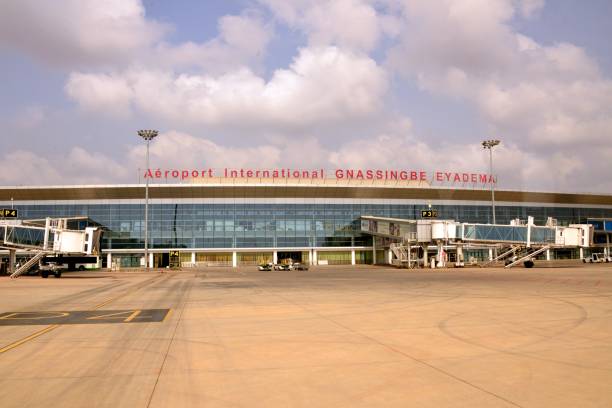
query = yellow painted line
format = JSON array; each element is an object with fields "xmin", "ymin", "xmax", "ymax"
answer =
[
  {"xmin": 87, "ymin": 310, "xmax": 136, "ymax": 320},
  {"xmin": 162, "ymin": 309, "xmax": 173, "ymax": 322},
  {"xmin": 0, "ymin": 324, "xmax": 59, "ymax": 354},
  {"xmin": 124, "ymin": 310, "xmax": 141, "ymax": 322},
  {"xmin": 0, "ymin": 312, "xmax": 69, "ymax": 320},
  {"xmin": 92, "ymin": 297, "xmax": 117, "ymax": 310},
  {"xmin": 0, "ymin": 275, "xmax": 167, "ymax": 356},
  {"xmin": 93, "ymin": 275, "xmax": 166, "ymax": 310}
]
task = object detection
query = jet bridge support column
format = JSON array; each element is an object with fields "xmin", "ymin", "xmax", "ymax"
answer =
[
  {"xmin": 407, "ymin": 245, "xmax": 412, "ymax": 268},
  {"xmin": 456, "ymin": 244, "xmax": 464, "ymax": 267},
  {"xmin": 43, "ymin": 217, "xmax": 51, "ymax": 250},
  {"xmin": 107, "ymin": 253, "xmax": 112, "ymax": 270},
  {"xmin": 8, "ymin": 250, "xmax": 16, "ymax": 275},
  {"xmin": 372, "ymin": 239, "xmax": 377, "ymax": 264},
  {"xmin": 436, "ymin": 242, "xmax": 444, "ymax": 268},
  {"xmin": 422, "ymin": 246, "xmax": 428, "ymax": 269}
]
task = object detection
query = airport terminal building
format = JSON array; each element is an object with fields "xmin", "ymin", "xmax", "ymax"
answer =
[{"xmin": 1, "ymin": 173, "xmax": 611, "ymax": 268}]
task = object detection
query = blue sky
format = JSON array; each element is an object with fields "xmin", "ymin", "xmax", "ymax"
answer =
[{"xmin": 0, "ymin": 0, "xmax": 611, "ymax": 192}]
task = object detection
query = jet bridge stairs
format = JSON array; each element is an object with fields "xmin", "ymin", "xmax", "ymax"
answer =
[
  {"xmin": 0, "ymin": 217, "xmax": 101, "ymax": 278},
  {"xmin": 361, "ymin": 216, "xmax": 592, "ymax": 269}
]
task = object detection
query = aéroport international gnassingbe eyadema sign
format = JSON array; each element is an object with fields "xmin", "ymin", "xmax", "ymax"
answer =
[{"xmin": 143, "ymin": 168, "xmax": 497, "ymax": 186}]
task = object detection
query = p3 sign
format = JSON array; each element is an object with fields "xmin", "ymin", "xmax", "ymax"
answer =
[
  {"xmin": 0, "ymin": 209, "xmax": 18, "ymax": 218},
  {"xmin": 421, "ymin": 210, "xmax": 438, "ymax": 218}
]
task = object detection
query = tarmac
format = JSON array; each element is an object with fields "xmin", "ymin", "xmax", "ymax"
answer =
[{"xmin": 0, "ymin": 264, "xmax": 611, "ymax": 407}]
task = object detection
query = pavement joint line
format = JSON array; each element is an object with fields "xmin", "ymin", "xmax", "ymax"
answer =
[
  {"xmin": 92, "ymin": 274, "xmax": 168, "ymax": 310},
  {"xmin": 260, "ymin": 286, "xmax": 525, "ymax": 408},
  {"xmin": 0, "ymin": 273, "xmax": 169, "ymax": 355},
  {"xmin": 146, "ymin": 271, "xmax": 196, "ymax": 408}
]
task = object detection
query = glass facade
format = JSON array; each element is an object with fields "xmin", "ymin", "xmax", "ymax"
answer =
[{"xmin": 12, "ymin": 202, "xmax": 612, "ymax": 251}]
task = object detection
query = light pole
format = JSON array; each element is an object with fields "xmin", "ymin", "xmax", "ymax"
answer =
[
  {"xmin": 482, "ymin": 139, "xmax": 500, "ymax": 225},
  {"xmin": 138, "ymin": 129, "xmax": 158, "ymax": 269}
]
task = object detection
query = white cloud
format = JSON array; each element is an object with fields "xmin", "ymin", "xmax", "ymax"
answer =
[
  {"xmin": 66, "ymin": 46, "xmax": 389, "ymax": 128},
  {"xmin": 65, "ymin": 147, "xmax": 129, "ymax": 182},
  {"xmin": 65, "ymin": 73, "xmax": 134, "ymax": 117},
  {"xmin": 387, "ymin": 0, "xmax": 612, "ymax": 153},
  {"xmin": 0, "ymin": 147, "xmax": 128, "ymax": 185},
  {"xmin": 0, "ymin": 0, "xmax": 167, "ymax": 67},
  {"xmin": 1, "ymin": 126, "xmax": 608, "ymax": 193},
  {"xmin": 129, "ymin": 131, "xmax": 282, "ymax": 170},
  {"xmin": 151, "ymin": 13, "xmax": 273, "ymax": 74},
  {"xmin": 327, "ymin": 133, "xmax": 602, "ymax": 192},
  {"xmin": 475, "ymin": 79, "xmax": 612, "ymax": 147},
  {"xmin": 218, "ymin": 14, "xmax": 271, "ymax": 56},
  {"xmin": 12, "ymin": 106, "xmax": 47, "ymax": 129},
  {"xmin": 388, "ymin": 0, "xmax": 519, "ymax": 78},
  {"xmin": 3, "ymin": 0, "xmax": 611, "ymax": 194},
  {"xmin": 0, "ymin": 1, "xmax": 272, "ymax": 74},
  {"xmin": 517, "ymin": 0, "xmax": 545, "ymax": 18},
  {"xmin": 128, "ymin": 128, "xmax": 612, "ymax": 193},
  {"xmin": 0, "ymin": 151, "xmax": 63, "ymax": 185},
  {"xmin": 258, "ymin": 0, "xmax": 388, "ymax": 51}
]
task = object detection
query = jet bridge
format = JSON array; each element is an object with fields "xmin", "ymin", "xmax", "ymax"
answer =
[
  {"xmin": 360, "ymin": 216, "xmax": 593, "ymax": 268},
  {"xmin": 0, "ymin": 217, "xmax": 101, "ymax": 278}
]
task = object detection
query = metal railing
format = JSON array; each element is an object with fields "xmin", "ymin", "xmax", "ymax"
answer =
[{"xmin": 4, "ymin": 225, "xmax": 47, "ymax": 249}]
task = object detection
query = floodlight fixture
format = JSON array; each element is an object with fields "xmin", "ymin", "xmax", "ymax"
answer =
[{"xmin": 138, "ymin": 129, "xmax": 159, "ymax": 141}]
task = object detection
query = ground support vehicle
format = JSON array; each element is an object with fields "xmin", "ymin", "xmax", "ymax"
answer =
[
  {"xmin": 274, "ymin": 264, "xmax": 291, "ymax": 271},
  {"xmin": 39, "ymin": 262, "xmax": 64, "ymax": 278},
  {"xmin": 583, "ymin": 253, "xmax": 608, "ymax": 263},
  {"xmin": 292, "ymin": 263, "xmax": 309, "ymax": 271}
]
